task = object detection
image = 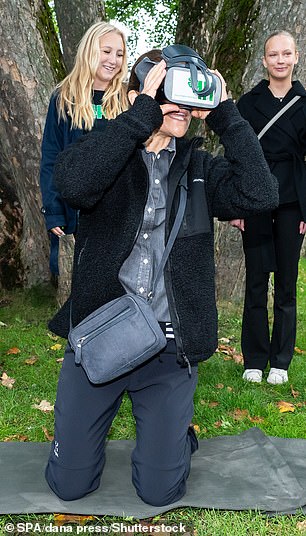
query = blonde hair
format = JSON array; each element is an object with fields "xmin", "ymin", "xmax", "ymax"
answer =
[{"xmin": 56, "ymin": 22, "xmax": 129, "ymax": 130}]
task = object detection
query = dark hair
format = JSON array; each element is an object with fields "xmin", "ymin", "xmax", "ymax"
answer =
[
  {"xmin": 264, "ymin": 30, "xmax": 297, "ymax": 55},
  {"xmin": 127, "ymin": 49, "xmax": 162, "ymax": 93}
]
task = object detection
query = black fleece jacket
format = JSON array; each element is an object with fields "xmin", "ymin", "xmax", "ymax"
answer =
[{"xmin": 49, "ymin": 94, "xmax": 279, "ymax": 365}]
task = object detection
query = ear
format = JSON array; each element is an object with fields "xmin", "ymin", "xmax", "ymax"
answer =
[
  {"xmin": 262, "ymin": 56, "xmax": 267, "ymax": 69},
  {"xmin": 294, "ymin": 50, "xmax": 299, "ymax": 65},
  {"xmin": 128, "ymin": 90, "xmax": 139, "ymax": 106}
]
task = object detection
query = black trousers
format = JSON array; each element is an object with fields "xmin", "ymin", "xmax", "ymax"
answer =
[
  {"xmin": 45, "ymin": 339, "xmax": 198, "ymax": 506},
  {"xmin": 242, "ymin": 204, "xmax": 304, "ymax": 371}
]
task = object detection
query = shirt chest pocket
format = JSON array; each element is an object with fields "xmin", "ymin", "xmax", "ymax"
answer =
[{"xmin": 178, "ymin": 178, "xmax": 212, "ymax": 238}]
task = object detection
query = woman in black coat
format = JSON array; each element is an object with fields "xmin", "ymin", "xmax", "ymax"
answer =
[{"xmin": 231, "ymin": 30, "xmax": 306, "ymax": 384}]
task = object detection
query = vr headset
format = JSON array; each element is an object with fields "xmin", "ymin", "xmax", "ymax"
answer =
[{"xmin": 135, "ymin": 44, "xmax": 222, "ymax": 110}]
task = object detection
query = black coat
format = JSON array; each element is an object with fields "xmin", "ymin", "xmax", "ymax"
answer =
[
  {"xmin": 49, "ymin": 94, "xmax": 278, "ymax": 365},
  {"xmin": 237, "ymin": 79, "xmax": 306, "ymax": 220}
]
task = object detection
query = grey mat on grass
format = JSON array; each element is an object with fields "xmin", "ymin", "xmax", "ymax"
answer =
[{"xmin": 1, "ymin": 428, "xmax": 306, "ymax": 517}]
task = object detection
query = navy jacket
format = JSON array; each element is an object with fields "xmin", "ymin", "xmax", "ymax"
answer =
[
  {"xmin": 49, "ymin": 94, "xmax": 279, "ymax": 365},
  {"xmin": 39, "ymin": 93, "xmax": 82, "ymax": 273}
]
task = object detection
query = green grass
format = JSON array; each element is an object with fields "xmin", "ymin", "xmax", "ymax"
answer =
[{"xmin": 0, "ymin": 259, "xmax": 306, "ymax": 534}]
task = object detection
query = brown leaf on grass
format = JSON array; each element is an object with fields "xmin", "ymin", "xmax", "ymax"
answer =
[
  {"xmin": 192, "ymin": 424, "xmax": 201, "ymax": 433},
  {"xmin": 6, "ymin": 347, "xmax": 21, "ymax": 355},
  {"xmin": 232, "ymin": 353, "xmax": 244, "ymax": 364},
  {"xmin": 3, "ymin": 434, "xmax": 29, "ymax": 442},
  {"xmin": 227, "ymin": 386, "xmax": 234, "ymax": 392},
  {"xmin": 32, "ymin": 400, "xmax": 54, "ymax": 413},
  {"xmin": 218, "ymin": 344, "xmax": 236, "ymax": 356},
  {"xmin": 42, "ymin": 427, "xmax": 54, "ymax": 441},
  {"xmin": 214, "ymin": 421, "xmax": 222, "ymax": 428},
  {"xmin": 296, "ymin": 402, "xmax": 306, "ymax": 408},
  {"xmin": 290, "ymin": 385, "xmax": 300, "ymax": 398},
  {"xmin": 215, "ymin": 383, "xmax": 224, "ymax": 389},
  {"xmin": 24, "ymin": 356, "xmax": 38, "ymax": 365},
  {"xmin": 294, "ymin": 346, "xmax": 306, "ymax": 354},
  {"xmin": 297, "ymin": 520, "xmax": 306, "ymax": 531},
  {"xmin": 54, "ymin": 514, "xmax": 94, "ymax": 526},
  {"xmin": 1, "ymin": 372, "xmax": 15, "ymax": 389},
  {"xmin": 277, "ymin": 401, "xmax": 295, "ymax": 413},
  {"xmin": 248, "ymin": 415, "xmax": 265, "ymax": 424},
  {"xmin": 230, "ymin": 409, "xmax": 249, "ymax": 421},
  {"xmin": 208, "ymin": 401, "xmax": 219, "ymax": 408},
  {"xmin": 56, "ymin": 357, "xmax": 64, "ymax": 363}
]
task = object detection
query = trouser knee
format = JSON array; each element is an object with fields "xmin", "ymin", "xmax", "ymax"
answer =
[
  {"xmin": 45, "ymin": 460, "xmax": 103, "ymax": 501},
  {"xmin": 132, "ymin": 465, "xmax": 187, "ymax": 507}
]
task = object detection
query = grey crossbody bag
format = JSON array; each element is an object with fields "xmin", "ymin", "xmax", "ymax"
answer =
[{"xmin": 68, "ymin": 173, "xmax": 188, "ymax": 384}]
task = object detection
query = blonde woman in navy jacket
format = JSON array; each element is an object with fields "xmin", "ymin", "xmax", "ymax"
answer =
[
  {"xmin": 231, "ymin": 31, "xmax": 306, "ymax": 384},
  {"xmin": 40, "ymin": 21, "xmax": 128, "ymax": 274}
]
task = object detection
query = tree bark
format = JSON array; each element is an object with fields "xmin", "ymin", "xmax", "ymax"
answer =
[
  {"xmin": 54, "ymin": 0, "xmax": 105, "ymax": 71},
  {"xmin": 176, "ymin": 0, "xmax": 306, "ymax": 300},
  {"xmin": 0, "ymin": 0, "xmax": 64, "ymax": 289}
]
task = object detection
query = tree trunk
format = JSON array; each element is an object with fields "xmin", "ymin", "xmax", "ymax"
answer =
[
  {"xmin": 176, "ymin": 0, "xmax": 306, "ymax": 300},
  {"xmin": 0, "ymin": 0, "xmax": 64, "ymax": 290},
  {"xmin": 54, "ymin": 0, "xmax": 105, "ymax": 71}
]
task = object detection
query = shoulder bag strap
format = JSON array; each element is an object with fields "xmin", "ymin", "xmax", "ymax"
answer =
[
  {"xmin": 148, "ymin": 171, "xmax": 188, "ymax": 300},
  {"xmin": 257, "ymin": 95, "xmax": 301, "ymax": 140}
]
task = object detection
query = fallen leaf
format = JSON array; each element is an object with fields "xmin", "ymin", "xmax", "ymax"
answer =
[
  {"xmin": 48, "ymin": 333, "xmax": 59, "ymax": 340},
  {"xmin": 232, "ymin": 353, "xmax": 244, "ymax": 364},
  {"xmin": 294, "ymin": 347, "xmax": 306, "ymax": 354},
  {"xmin": 230, "ymin": 409, "xmax": 249, "ymax": 421},
  {"xmin": 214, "ymin": 421, "xmax": 222, "ymax": 428},
  {"xmin": 0, "ymin": 321, "xmax": 7, "ymax": 327},
  {"xmin": 50, "ymin": 343, "xmax": 62, "ymax": 351},
  {"xmin": 297, "ymin": 520, "xmax": 306, "ymax": 531},
  {"xmin": 32, "ymin": 400, "xmax": 54, "ymax": 413},
  {"xmin": 227, "ymin": 386, "xmax": 234, "ymax": 392},
  {"xmin": 24, "ymin": 356, "xmax": 38, "ymax": 365},
  {"xmin": 56, "ymin": 357, "xmax": 64, "ymax": 363},
  {"xmin": 248, "ymin": 416, "xmax": 265, "ymax": 424},
  {"xmin": 54, "ymin": 514, "xmax": 94, "ymax": 526},
  {"xmin": 200, "ymin": 399, "xmax": 206, "ymax": 406},
  {"xmin": 215, "ymin": 383, "xmax": 224, "ymax": 389},
  {"xmin": 192, "ymin": 424, "xmax": 201, "ymax": 433},
  {"xmin": 277, "ymin": 401, "xmax": 295, "ymax": 413},
  {"xmin": 219, "ymin": 337, "xmax": 230, "ymax": 344},
  {"xmin": 6, "ymin": 347, "xmax": 21, "ymax": 355},
  {"xmin": 42, "ymin": 427, "xmax": 54, "ymax": 441},
  {"xmin": 290, "ymin": 385, "xmax": 300, "ymax": 398},
  {"xmin": 3, "ymin": 434, "xmax": 28, "ymax": 442},
  {"xmin": 208, "ymin": 401, "xmax": 219, "ymax": 408},
  {"xmin": 1, "ymin": 372, "xmax": 15, "ymax": 389}
]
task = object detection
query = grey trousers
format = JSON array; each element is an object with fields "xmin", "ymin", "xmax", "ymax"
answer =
[{"xmin": 45, "ymin": 339, "xmax": 198, "ymax": 506}]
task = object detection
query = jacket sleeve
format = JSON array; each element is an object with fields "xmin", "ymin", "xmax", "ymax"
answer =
[
  {"xmin": 203, "ymin": 99, "xmax": 279, "ymax": 219},
  {"xmin": 39, "ymin": 93, "xmax": 69, "ymax": 230},
  {"xmin": 53, "ymin": 94, "xmax": 163, "ymax": 209}
]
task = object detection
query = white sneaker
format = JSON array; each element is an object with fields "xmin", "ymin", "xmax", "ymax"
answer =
[
  {"xmin": 242, "ymin": 369, "xmax": 263, "ymax": 383},
  {"xmin": 267, "ymin": 368, "xmax": 288, "ymax": 385}
]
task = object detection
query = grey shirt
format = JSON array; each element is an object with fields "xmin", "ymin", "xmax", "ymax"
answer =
[{"xmin": 118, "ymin": 138, "xmax": 176, "ymax": 322}]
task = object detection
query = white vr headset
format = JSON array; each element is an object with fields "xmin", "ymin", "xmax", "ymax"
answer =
[{"xmin": 135, "ymin": 44, "xmax": 222, "ymax": 110}]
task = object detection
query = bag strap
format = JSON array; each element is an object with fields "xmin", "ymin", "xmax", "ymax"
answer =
[
  {"xmin": 257, "ymin": 95, "xmax": 301, "ymax": 140},
  {"xmin": 70, "ymin": 171, "xmax": 188, "ymax": 327},
  {"xmin": 148, "ymin": 171, "xmax": 188, "ymax": 300}
]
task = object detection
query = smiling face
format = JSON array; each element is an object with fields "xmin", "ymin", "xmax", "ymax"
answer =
[
  {"xmin": 263, "ymin": 34, "xmax": 298, "ymax": 83},
  {"xmin": 93, "ymin": 32, "xmax": 124, "ymax": 90},
  {"xmin": 159, "ymin": 106, "xmax": 192, "ymax": 139}
]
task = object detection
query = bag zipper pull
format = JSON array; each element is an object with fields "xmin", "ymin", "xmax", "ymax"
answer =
[{"xmin": 182, "ymin": 353, "xmax": 192, "ymax": 376}]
